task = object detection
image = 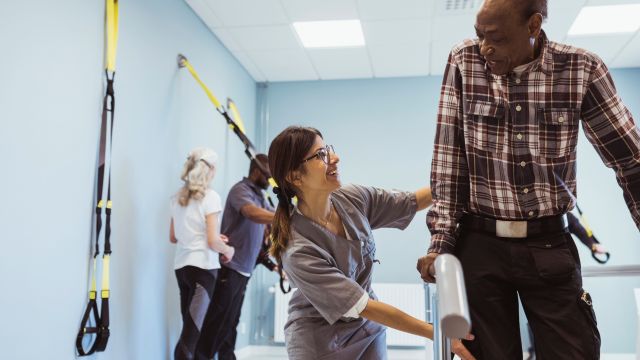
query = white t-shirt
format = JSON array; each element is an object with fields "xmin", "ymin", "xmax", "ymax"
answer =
[{"xmin": 171, "ymin": 189, "xmax": 223, "ymax": 270}]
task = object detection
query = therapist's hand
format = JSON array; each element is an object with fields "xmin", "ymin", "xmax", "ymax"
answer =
[{"xmin": 416, "ymin": 252, "xmax": 439, "ymax": 283}]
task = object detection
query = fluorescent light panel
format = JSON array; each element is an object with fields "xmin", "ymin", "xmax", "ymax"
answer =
[
  {"xmin": 293, "ymin": 20, "xmax": 365, "ymax": 48},
  {"xmin": 568, "ymin": 4, "xmax": 640, "ymax": 36}
]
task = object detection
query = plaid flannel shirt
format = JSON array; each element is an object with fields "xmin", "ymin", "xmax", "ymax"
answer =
[{"xmin": 427, "ymin": 31, "xmax": 640, "ymax": 254}]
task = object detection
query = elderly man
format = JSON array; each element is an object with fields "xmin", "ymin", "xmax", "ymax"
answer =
[{"xmin": 418, "ymin": 0, "xmax": 640, "ymax": 358}]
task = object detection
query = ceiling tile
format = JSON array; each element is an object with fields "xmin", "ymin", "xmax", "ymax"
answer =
[
  {"xmin": 227, "ymin": 25, "xmax": 300, "ymax": 51},
  {"xmin": 248, "ymin": 49, "xmax": 318, "ymax": 82},
  {"xmin": 543, "ymin": 0, "xmax": 586, "ymax": 41},
  {"xmin": 280, "ymin": 0, "xmax": 359, "ymax": 21},
  {"xmin": 362, "ymin": 19, "xmax": 430, "ymax": 47},
  {"xmin": 187, "ymin": 0, "xmax": 637, "ymax": 82},
  {"xmin": 203, "ymin": 0, "xmax": 289, "ymax": 27},
  {"xmin": 586, "ymin": 0, "xmax": 640, "ymax": 5},
  {"xmin": 369, "ymin": 44, "xmax": 430, "ymax": 77},
  {"xmin": 211, "ymin": 28, "xmax": 241, "ymax": 52},
  {"xmin": 307, "ymin": 48, "xmax": 373, "ymax": 80},
  {"xmin": 432, "ymin": 13, "xmax": 476, "ymax": 42},
  {"xmin": 186, "ymin": 0, "xmax": 223, "ymax": 28},
  {"xmin": 610, "ymin": 31, "xmax": 640, "ymax": 68},
  {"xmin": 566, "ymin": 34, "xmax": 633, "ymax": 63},
  {"xmin": 357, "ymin": 0, "xmax": 433, "ymax": 20},
  {"xmin": 232, "ymin": 51, "xmax": 266, "ymax": 82}
]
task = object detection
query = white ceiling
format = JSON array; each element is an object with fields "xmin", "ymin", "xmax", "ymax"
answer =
[{"xmin": 185, "ymin": 0, "xmax": 640, "ymax": 82}]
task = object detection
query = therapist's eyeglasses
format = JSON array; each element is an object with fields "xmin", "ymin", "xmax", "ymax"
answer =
[{"xmin": 302, "ymin": 145, "xmax": 335, "ymax": 165}]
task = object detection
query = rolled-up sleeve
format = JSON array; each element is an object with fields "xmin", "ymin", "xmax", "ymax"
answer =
[{"xmin": 341, "ymin": 184, "xmax": 417, "ymax": 230}]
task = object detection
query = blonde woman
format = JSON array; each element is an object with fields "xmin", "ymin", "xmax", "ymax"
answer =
[{"xmin": 170, "ymin": 147, "xmax": 234, "ymax": 360}]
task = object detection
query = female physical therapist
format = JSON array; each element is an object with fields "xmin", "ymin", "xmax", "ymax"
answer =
[{"xmin": 267, "ymin": 126, "xmax": 474, "ymax": 360}]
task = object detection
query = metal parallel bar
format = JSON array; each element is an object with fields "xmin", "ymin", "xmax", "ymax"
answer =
[
  {"xmin": 432, "ymin": 288, "xmax": 448, "ymax": 360},
  {"xmin": 429, "ymin": 254, "xmax": 472, "ymax": 360},
  {"xmin": 582, "ymin": 265, "xmax": 640, "ymax": 278}
]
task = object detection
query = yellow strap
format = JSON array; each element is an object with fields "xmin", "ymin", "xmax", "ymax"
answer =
[
  {"xmin": 579, "ymin": 214, "xmax": 594, "ymax": 238},
  {"xmin": 181, "ymin": 58, "xmax": 223, "ymax": 110},
  {"xmin": 106, "ymin": 200, "xmax": 113, "ymax": 209},
  {"xmin": 179, "ymin": 56, "xmax": 280, "ymax": 193},
  {"xmin": 226, "ymin": 98, "xmax": 247, "ymax": 134},
  {"xmin": 105, "ymin": 0, "xmax": 119, "ymax": 72},
  {"xmin": 89, "ymin": 258, "xmax": 98, "ymax": 299},
  {"xmin": 101, "ymin": 255, "xmax": 111, "ymax": 298}
]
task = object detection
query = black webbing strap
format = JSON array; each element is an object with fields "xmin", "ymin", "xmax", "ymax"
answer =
[
  {"xmin": 567, "ymin": 210, "xmax": 610, "ymax": 264},
  {"xmin": 76, "ymin": 71, "xmax": 115, "ymax": 356}
]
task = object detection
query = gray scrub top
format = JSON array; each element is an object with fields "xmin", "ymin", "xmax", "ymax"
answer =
[{"xmin": 282, "ymin": 184, "xmax": 418, "ymax": 360}]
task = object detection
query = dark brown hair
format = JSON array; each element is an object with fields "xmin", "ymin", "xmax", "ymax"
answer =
[
  {"xmin": 268, "ymin": 126, "xmax": 322, "ymax": 262},
  {"xmin": 519, "ymin": 0, "xmax": 547, "ymax": 21}
]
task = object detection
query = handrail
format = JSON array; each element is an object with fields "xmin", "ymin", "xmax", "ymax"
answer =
[
  {"xmin": 431, "ymin": 254, "xmax": 472, "ymax": 360},
  {"xmin": 582, "ymin": 265, "xmax": 640, "ymax": 278}
]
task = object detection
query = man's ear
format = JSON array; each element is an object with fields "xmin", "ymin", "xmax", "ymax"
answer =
[{"xmin": 528, "ymin": 12, "xmax": 542, "ymax": 38}]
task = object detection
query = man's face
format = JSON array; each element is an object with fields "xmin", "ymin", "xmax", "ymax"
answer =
[
  {"xmin": 475, "ymin": 1, "xmax": 538, "ymax": 75},
  {"xmin": 255, "ymin": 162, "xmax": 271, "ymax": 190}
]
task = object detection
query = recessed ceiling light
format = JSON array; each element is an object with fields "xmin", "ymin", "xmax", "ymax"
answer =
[
  {"xmin": 568, "ymin": 4, "xmax": 640, "ymax": 36},
  {"xmin": 293, "ymin": 20, "xmax": 365, "ymax": 48}
]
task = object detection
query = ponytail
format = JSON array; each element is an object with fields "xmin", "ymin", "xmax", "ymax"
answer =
[
  {"xmin": 270, "ymin": 187, "xmax": 293, "ymax": 263},
  {"xmin": 177, "ymin": 148, "xmax": 217, "ymax": 207}
]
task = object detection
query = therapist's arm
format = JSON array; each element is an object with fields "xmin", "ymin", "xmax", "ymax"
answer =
[
  {"xmin": 361, "ymin": 299, "xmax": 433, "ymax": 339},
  {"xmin": 415, "ymin": 187, "xmax": 433, "ymax": 211},
  {"xmin": 360, "ymin": 299, "xmax": 476, "ymax": 360}
]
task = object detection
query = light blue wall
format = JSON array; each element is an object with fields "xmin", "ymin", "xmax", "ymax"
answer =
[
  {"xmin": 0, "ymin": 0, "xmax": 257, "ymax": 358},
  {"xmin": 258, "ymin": 69, "xmax": 640, "ymax": 352}
]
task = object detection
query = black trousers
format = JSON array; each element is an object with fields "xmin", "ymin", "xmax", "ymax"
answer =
[
  {"xmin": 174, "ymin": 266, "xmax": 218, "ymax": 360},
  {"xmin": 455, "ymin": 228, "xmax": 601, "ymax": 360},
  {"xmin": 195, "ymin": 266, "xmax": 250, "ymax": 360}
]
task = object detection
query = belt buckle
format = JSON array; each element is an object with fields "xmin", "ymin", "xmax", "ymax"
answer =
[{"xmin": 496, "ymin": 220, "xmax": 527, "ymax": 238}]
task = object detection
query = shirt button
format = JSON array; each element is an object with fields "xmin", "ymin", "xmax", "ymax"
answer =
[
  {"xmin": 528, "ymin": 211, "xmax": 534, "ymax": 216},
  {"xmin": 558, "ymin": 116, "xmax": 565, "ymax": 123},
  {"xmin": 520, "ymin": 161, "xmax": 526, "ymax": 167},
  {"xmin": 523, "ymin": 188, "xmax": 529, "ymax": 194},
  {"xmin": 516, "ymin": 105, "xmax": 522, "ymax": 112},
  {"xmin": 515, "ymin": 78, "xmax": 521, "ymax": 84},
  {"xmin": 516, "ymin": 133, "xmax": 523, "ymax": 140}
]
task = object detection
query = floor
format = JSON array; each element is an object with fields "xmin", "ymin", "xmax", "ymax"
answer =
[{"xmin": 236, "ymin": 346, "xmax": 636, "ymax": 360}]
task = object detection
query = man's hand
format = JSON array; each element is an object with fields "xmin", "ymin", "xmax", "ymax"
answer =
[
  {"xmin": 220, "ymin": 234, "xmax": 229, "ymax": 243},
  {"xmin": 416, "ymin": 252, "xmax": 439, "ymax": 283},
  {"xmin": 452, "ymin": 334, "xmax": 476, "ymax": 360}
]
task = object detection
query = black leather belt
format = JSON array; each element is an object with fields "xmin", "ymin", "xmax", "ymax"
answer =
[{"xmin": 461, "ymin": 213, "xmax": 568, "ymax": 238}]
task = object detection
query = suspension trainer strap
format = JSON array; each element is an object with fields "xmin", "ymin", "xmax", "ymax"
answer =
[
  {"xmin": 77, "ymin": 0, "xmax": 118, "ymax": 355},
  {"xmin": 178, "ymin": 55, "xmax": 292, "ymax": 291},
  {"xmin": 572, "ymin": 206, "xmax": 611, "ymax": 264}
]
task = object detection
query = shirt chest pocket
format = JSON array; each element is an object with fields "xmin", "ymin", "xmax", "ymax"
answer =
[
  {"xmin": 538, "ymin": 108, "xmax": 580, "ymax": 158},
  {"xmin": 464, "ymin": 99, "xmax": 506, "ymax": 153}
]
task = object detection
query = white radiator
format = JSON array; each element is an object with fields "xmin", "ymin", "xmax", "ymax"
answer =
[{"xmin": 274, "ymin": 282, "xmax": 427, "ymax": 347}]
